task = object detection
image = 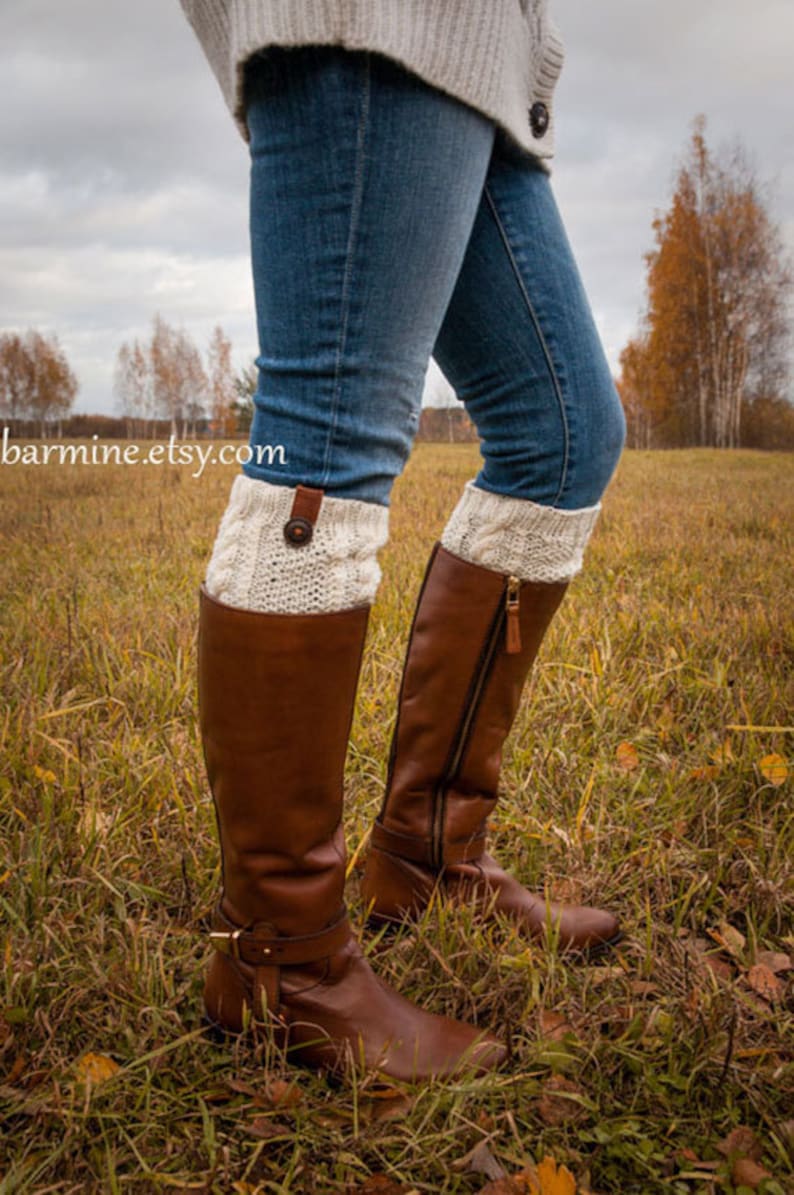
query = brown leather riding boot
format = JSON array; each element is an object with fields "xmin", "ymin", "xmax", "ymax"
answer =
[
  {"xmin": 198, "ymin": 584, "xmax": 505, "ymax": 1081},
  {"xmin": 360, "ymin": 543, "xmax": 621, "ymax": 953}
]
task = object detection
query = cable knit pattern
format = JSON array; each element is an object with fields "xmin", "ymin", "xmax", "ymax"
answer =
[
  {"xmin": 205, "ymin": 474, "xmax": 389, "ymax": 613},
  {"xmin": 440, "ymin": 480, "xmax": 600, "ymax": 583},
  {"xmin": 178, "ymin": 0, "xmax": 564, "ymax": 166}
]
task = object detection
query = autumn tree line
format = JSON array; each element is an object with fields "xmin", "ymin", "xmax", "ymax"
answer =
[
  {"xmin": 1, "ymin": 119, "xmax": 792, "ymax": 448},
  {"xmin": 618, "ymin": 118, "xmax": 793, "ymax": 449},
  {"xmin": 113, "ymin": 316, "xmax": 249, "ymax": 439},
  {"xmin": 0, "ymin": 331, "xmax": 78, "ymax": 436}
]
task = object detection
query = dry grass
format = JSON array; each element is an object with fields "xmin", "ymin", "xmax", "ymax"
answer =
[{"xmin": 1, "ymin": 444, "xmax": 792, "ymax": 1193}]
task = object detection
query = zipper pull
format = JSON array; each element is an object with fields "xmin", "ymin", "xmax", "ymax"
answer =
[{"xmin": 505, "ymin": 576, "xmax": 521, "ymax": 654}]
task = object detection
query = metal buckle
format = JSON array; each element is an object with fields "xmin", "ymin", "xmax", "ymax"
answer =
[{"xmin": 209, "ymin": 927, "xmax": 243, "ymax": 960}]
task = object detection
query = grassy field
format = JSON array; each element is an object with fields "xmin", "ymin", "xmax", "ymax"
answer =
[{"xmin": 1, "ymin": 444, "xmax": 792, "ymax": 1194}]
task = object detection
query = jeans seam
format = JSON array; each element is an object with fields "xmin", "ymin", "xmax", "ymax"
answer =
[
  {"xmin": 482, "ymin": 183, "xmax": 569, "ymax": 506},
  {"xmin": 320, "ymin": 53, "xmax": 371, "ymax": 488}
]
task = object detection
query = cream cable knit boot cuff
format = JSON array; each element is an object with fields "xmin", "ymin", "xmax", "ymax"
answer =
[
  {"xmin": 440, "ymin": 480, "xmax": 600, "ymax": 583},
  {"xmin": 205, "ymin": 474, "xmax": 389, "ymax": 614}
]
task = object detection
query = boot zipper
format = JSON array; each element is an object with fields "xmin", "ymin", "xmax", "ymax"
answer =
[{"xmin": 431, "ymin": 574, "xmax": 521, "ymax": 867}]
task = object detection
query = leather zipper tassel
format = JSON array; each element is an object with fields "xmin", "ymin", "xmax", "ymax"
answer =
[{"xmin": 505, "ymin": 575, "xmax": 521, "ymax": 654}]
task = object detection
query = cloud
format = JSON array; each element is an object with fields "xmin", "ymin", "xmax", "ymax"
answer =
[{"xmin": 0, "ymin": 0, "xmax": 791, "ymax": 412}]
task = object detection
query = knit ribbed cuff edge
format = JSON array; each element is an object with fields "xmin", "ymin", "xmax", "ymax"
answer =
[{"xmin": 440, "ymin": 480, "xmax": 600, "ymax": 583}]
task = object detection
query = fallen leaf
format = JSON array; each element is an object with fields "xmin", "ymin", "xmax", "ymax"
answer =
[
  {"xmin": 755, "ymin": 950, "xmax": 792, "ymax": 974},
  {"xmin": 20, "ymin": 1067, "xmax": 48, "ymax": 1090},
  {"xmin": 731, "ymin": 1157, "xmax": 773, "ymax": 1188},
  {"xmin": 701, "ymin": 954, "xmax": 734, "ymax": 982},
  {"xmin": 616, "ymin": 741, "xmax": 639, "ymax": 772},
  {"xmin": 479, "ymin": 1178, "xmax": 528, "ymax": 1195},
  {"xmin": 78, "ymin": 806, "xmax": 113, "ymax": 839},
  {"xmin": 246, "ymin": 1116, "xmax": 290, "ymax": 1141},
  {"xmin": 716, "ymin": 1126, "xmax": 763, "ymax": 1162},
  {"xmin": 6, "ymin": 1053, "xmax": 26, "ymax": 1084},
  {"xmin": 361, "ymin": 1093, "xmax": 413, "ymax": 1124},
  {"xmin": 478, "ymin": 1110, "xmax": 497, "ymax": 1134},
  {"xmin": 75, "ymin": 1052, "xmax": 120, "ymax": 1085},
  {"xmin": 759, "ymin": 753, "xmax": 788, "ymax": 786},
  {"xmin": 465, "ymin": 1141, "xmax": 506, "ymax": 1181},
  {"xmin": 629, "ymin": 980, "xmax": 659, "ymax": 997},
  {"xmin": 537, "ymin": 1075, "xmax": 587, "ymax": 1127},
  {"xmin": 746, "ymin": 963, "xmax": 784, "ymax": 1004},
  {"xmin": 710, "ymin": 740, "xmax": 734, "ymax": 765},
  {"xmin": 689, "ymin": 764, "xmax": 720, "ymax": 781},
  {"xmin": 524, "ymin": 1156, "xmax": 578, "ymax": 1195},
  {"xmin": 354, "ymin": 1176, "xmax": 411, "ymax": 1194},
  {"xmin": 539, "ymin": 1010, "xmax": 576, "ymax": 1040},
  {"xmin": 478, "ymin": 1175, "xmax": 526, "ymax": 1195},
  {"xmin": 584, "ymin": 965, "xmax": 624, "ymax": 986},
  {"xmin": 708, "ymin": 922, "xmax": 746, "ymax": 959},
  {"xmin": 675, "ymin": 1148, "xmax": 718, "ymax": 1169},
  {"xmin": 260, "ymin": 1077, "xmax": 302, "ymax": 1108}
]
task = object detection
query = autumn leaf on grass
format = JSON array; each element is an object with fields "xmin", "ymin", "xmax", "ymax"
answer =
[
  {"xmin": 755, "ymin": 950, "xmax": 792, "ymax": 974},
  {"xmin": 710, "ymin": 739, "xmax": 734, "ymax": 766},
  {"xmin": 745, "ymin": 963, "xmax": 784, "ymax": 1004},
  {"xmin": 615, "ymin": 741, "xmax": 639, "ymax": 772},
  {"xmin": 457, "ymin": 1141, "xmax": 506, "ymax": 1181},
  {"xmin": 360, "ymin": 1086, "xmax": 414, "ymax": 1125},
  {"xmin": 530, "ymin": 1157, "xmax": 577, "ymax": 1195},
  {"xmin": 707, "ymin": 920, "xmax": 746, "ymax": 960},
  {"xmin": 354, "ymin": 1177, "xmax": 412, "ymax": 1194},
  {"xmin": 539, "ymin": 1010, "xmax": 576, "ymax": 1041},
  {"xmin": 716, "ymin": 1125, "xmax": 763, "ymax": 1162},
  {"xmin": 731, "ymin": 1157, "xmax": 774, "ymax": 1189},
  {"xmin": 536, "ymin": 1074, "xmax": 588, "ymax": 1126},
  {"xmin": 259, "ymin": 1077, "xmax": 302, "ymax": 1108},
  {"xmin": 759, "ymin": 753, "xmax": 788, "ymax": 786},
  {"xmin": 481, "ymin": 1156, "xmax": 578, "ymax": 1195},
  {"xmin": 75, "ymin": 1052, "xmax": 120, "ymax": 1086},
  {"xmin": 689, "ymin": 763, "xmax": 720, "ymax": 781},
  {"xmin": 246, "ymin": 1117, "xmax": 292, "ymax": 1141}
]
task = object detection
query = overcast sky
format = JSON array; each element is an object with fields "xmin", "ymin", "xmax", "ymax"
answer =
[{"xmin": 1, "ymin": 0, "xmax": 792, "ymax": 415}]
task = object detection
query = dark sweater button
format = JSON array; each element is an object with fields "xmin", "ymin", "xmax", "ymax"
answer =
[
  {"xmin": 284, "ymin": 516, "xmax": 313, "ymax": 546},
  {"xmin": 529, "ymin": 101, "xmax": 549, "ymax": 138}
]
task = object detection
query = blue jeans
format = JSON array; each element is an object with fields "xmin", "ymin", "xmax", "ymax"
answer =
[{"xmin": 243, "ymin": 46, "xmax": 625, "ymax": 510}]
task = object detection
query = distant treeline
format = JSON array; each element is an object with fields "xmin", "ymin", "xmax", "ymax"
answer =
[
  {"xmin": 5, "ymin": 402, "xmax": 794, "ymax": 447},
  {"xmin": 2, "ymin": 406, "xmax": 479, "ymax": 442}
]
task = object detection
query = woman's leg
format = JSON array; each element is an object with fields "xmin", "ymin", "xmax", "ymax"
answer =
[
  {"xmin": 243, "ymin": 45, "xmax": 495, "ymax": 505},
  {"xmin": 434, "ymin": 146, "xmax": 626, "ymax": 579},
  {"xmin": 436, "ymin": 152, "xmax": 626, "ymax": 512},
  {"xmin": 207, "ymin": 45, "xmax": 496, "ymax": 614},
  {"xmin": 199, "ymin": 46, "xmax": 506, "ymax": 1079},
  {"xmin": 362, "ymin": 142, "xmax": 625, "ymax": 950}
]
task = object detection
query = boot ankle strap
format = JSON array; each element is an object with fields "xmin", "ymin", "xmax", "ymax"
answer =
[
  {"xmin": 209, "ymin": 906, "xmax": 350, "ymax": 966},
  {"xmin": 371, "ymin": 821, "xmax": 486, "ymax": 867}
]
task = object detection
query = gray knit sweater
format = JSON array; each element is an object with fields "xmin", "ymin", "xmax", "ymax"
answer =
[{"xmin": 178, "ymin": 1, "xmax": 565, "ymax": 164}]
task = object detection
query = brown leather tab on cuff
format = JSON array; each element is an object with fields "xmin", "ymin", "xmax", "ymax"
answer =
[
  {"xmin": 370, "ymin": 821, "xmax": 487, "ymax": 867},
  {"xmin": 290, "ymin": 485, "xmax": 324, "ymax": 524},
  {"xmin": 284, "ymin": 484, "xmax": 325, "ymax": 547},
  {"xmin": 210, "ymin": 906, "xmax": 350, "ymax": 967}
]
